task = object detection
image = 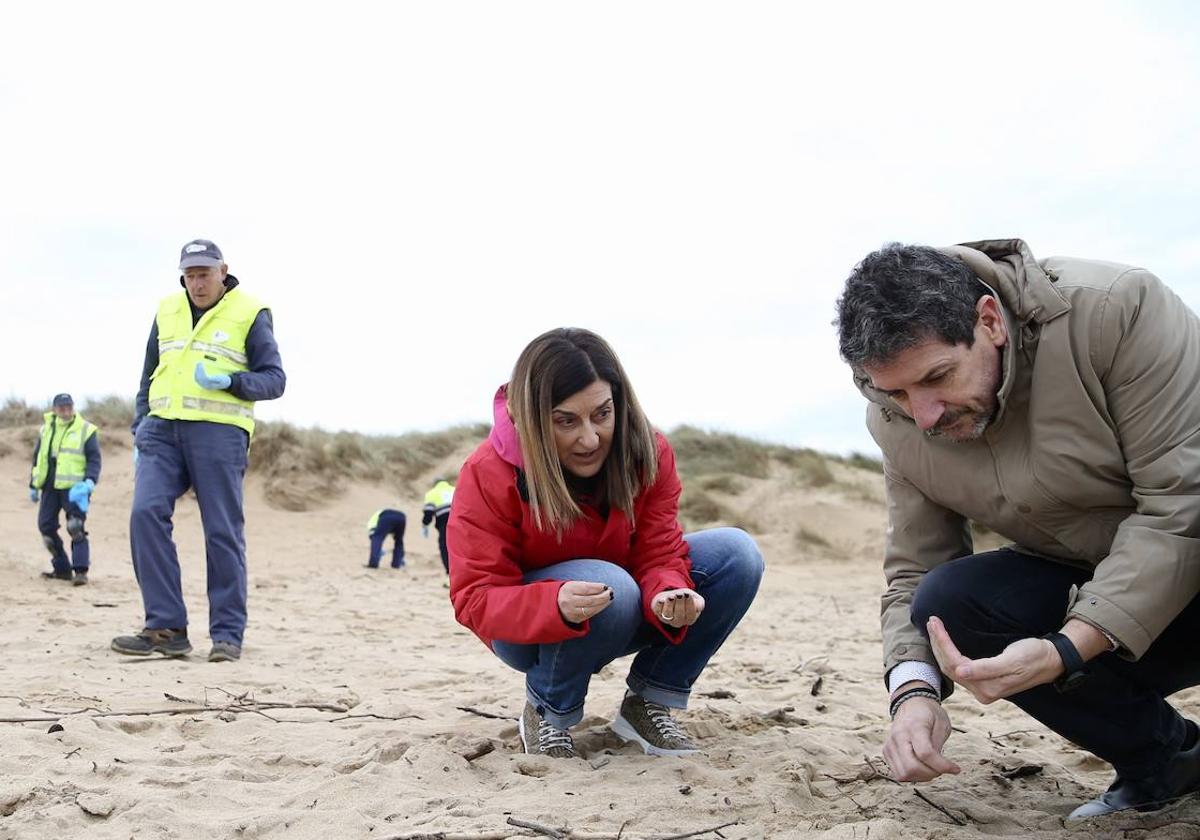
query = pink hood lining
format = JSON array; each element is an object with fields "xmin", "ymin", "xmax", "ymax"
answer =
[{"xmin": 487, "ymin": 384, "xmax": 524, "ymax": 469}]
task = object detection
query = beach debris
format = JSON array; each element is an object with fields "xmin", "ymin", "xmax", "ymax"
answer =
[
  {"xmin": 998, "ymin": 763, "xmax": 1042, "ymax": 780},
  {"xmin": 461, "ymin": 740, "xmax": 495, "ymax": 762},
  {"xmin": 75, "ymin": 792, "xmax": 115, "ymax": 817},
  {"xmin": 46, "ymin": 723, "xmax": 64, "ymax": 733},
  {"xmin": 913, "ymin": 788, "xmax": 967, "ymax": 826},
  {"xmin": 456, "ymin": 706, "xmax": 510, "ymax": 721}
]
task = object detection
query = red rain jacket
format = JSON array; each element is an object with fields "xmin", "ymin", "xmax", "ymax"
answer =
[{"xmin": 448, "ymin": 386, "xmax": 694, "ymax": 649}]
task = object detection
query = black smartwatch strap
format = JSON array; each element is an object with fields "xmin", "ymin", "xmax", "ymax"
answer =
[{"xmin": 1042, "ymin": 631, "xmax": 1088, "ymax": 693}]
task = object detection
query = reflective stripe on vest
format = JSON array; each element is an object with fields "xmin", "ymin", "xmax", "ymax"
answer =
[
  {"xmin": 31, "ymin": 413, "xmax": 97, "ymax": 490},
  {"xmin": 147, "ymin": 288, "xmax": 265, "ymax": 436}
]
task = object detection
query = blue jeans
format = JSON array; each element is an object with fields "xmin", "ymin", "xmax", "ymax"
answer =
[
  {"xmin": 130, "ymin": 417, "xmax": 249, "ymax": 645},
  {"xmin": 492, "ymin": 527, "xmax": 764, "ymax": 729}
]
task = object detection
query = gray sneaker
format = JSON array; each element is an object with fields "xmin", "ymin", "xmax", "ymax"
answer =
[
  {"xmin": 208, "ymin": 641, "xmax": 242, "ymax": 662},
  {"xmin": 518, "ymin": 701, "xmax": 577, "ymax": 758},
  {"xmin": 611, "ymin": 693, "xmax": 699, "ymax": 756},
  {"xmin": 72, "ymin": 570, "xmax": 88, "ymax": 586}
]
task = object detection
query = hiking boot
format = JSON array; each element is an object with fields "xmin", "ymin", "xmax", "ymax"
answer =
[
  {"xmin": 111, "ymin": 628, "xmax": 192, "ymax": 657},
  {"xmin": 72, "ymin": 571, "xmax": 88, "ymax": 586},
  {"xmin": 41, "ymin": 570, "xmax": 73, "ymax": 582},
  {"xmin": 611, "ymin": 693, "xmax": 699, "ymax": 756},
  {"xmin": 208, "ymin": 641, "xmax": 242, "ymax": 662},
  {"xmin": 518, "ymin": 701, "xmax": 577, "ymax": 758}
]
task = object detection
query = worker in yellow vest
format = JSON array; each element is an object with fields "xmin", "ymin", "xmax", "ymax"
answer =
[
  {"xmin": 366, "ymin": 508, "xmax": 407, "ymax": 569},
  {"xmin": 421, "ymin": 477, "xmax": 455, "ymax": 573},
  {"xmin": 29, "ymin": 393, "xmax": 101, "ymax": 585},
  {"xmin": 112, "ymin": 239, "xmax": 285, "ymax": 663}
]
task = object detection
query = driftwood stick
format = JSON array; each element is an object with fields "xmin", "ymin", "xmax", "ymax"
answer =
[
  {"xmin": 457, "ymin": 706, "xmax": 512, "ymax": 720},
  {"xmin": 505, "ymin": 816, "xmax": 565, "ymax": 838},
  {"xmin": 649, "ymin": 821, "xmax": 741, "ymax": 840},
  {"xmin": 382, "ymin": 833, "xmax": 511, "ymax": 840},
  {"xmin": 913, "ymin": 789, "xmax": 967, "ymax": 826},
  {"xmin": 0, "ymin": 700, "xmax": 350, "ymax": 724}
]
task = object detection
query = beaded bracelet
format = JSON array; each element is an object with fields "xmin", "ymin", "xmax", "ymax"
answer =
[{"xmin": 889, "ymin": 686, "xmax": 940, "ymax": 719}]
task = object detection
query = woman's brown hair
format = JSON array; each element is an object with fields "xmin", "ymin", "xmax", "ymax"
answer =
[{"xmin": 508, "ymin": 328, "xmax": 658, "ymax": 533}]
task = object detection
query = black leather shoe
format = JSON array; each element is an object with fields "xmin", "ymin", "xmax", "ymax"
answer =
[
  {"xmin": 1069, "ymin": 735, "xmax": 1200, "ymax": 819},
  {"xmin": 41, "ymin": 570, "xmax": 73, "ymax": 581}
]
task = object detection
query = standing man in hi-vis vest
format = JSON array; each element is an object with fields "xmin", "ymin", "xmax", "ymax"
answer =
[
  {"xmin": 29, "ymin": 392, "xmax": 101, "ymax": 585},
  {"xmin": 112, "ymin": 239, "xmax": 285, "ymax": 663},
  {"xmin": 421, "ymin": 477, "xmax": 454, "ymax": 573}
]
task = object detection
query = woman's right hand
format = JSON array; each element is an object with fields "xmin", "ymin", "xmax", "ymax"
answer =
[{"xmin": 557, "ymin": 581, "xmax": 613, "ymax": 625}]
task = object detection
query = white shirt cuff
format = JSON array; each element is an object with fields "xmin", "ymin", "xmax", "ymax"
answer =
[{"xmin": 887, "ymin": 661, "xmax": 942, "ymax": 696}]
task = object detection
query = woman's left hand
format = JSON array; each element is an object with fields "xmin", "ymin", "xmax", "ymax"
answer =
[{"xmin": 651, "ymin": 589, "xmax": 705, "ymax": 627}]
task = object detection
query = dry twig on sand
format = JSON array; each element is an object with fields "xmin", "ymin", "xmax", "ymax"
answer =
[
  {"xmin": 457, "ymin": 706, "xmax": 512, "ymax": 720},
  {"xmin": 913, "ymin": 789, "xmax": 967, "ymax": 826}
]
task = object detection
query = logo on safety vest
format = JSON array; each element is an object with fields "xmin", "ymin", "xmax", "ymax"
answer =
[{"xmin": 212, "ymin": 330, "xmax": 229, "ymax": 342}]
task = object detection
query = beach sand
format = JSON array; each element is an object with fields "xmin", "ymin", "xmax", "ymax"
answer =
[{"xmin": 2, "ymin": 425, "xmax": 1198, "ymax": 840}]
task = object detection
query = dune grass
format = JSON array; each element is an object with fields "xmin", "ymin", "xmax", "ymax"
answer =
[{"xmin": 1, "ymin": 397, "xmax": 884, "ymax": 523}]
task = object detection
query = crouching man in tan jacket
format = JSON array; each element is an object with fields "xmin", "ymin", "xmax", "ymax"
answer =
[{"xmin": 836, "ymin": 239, "xmax": 1200, "ymax": 820}]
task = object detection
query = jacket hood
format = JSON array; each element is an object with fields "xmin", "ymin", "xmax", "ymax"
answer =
[
  {"xmin": 487, "ymin": 384, "xmax": 524, "ymax": 469},
  {"xmin": 854, "ymin": 238, "xmax": 1071, "ymax": 424}
]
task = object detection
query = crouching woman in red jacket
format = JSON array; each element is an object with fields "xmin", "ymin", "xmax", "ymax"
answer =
[{"xmin": 449, "ymin": 328, "xmax": 763, "ymax": 758}]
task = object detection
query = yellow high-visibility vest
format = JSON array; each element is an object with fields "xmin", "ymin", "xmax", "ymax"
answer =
[
  {"xmin": 423, "ymin": 480, "xmax": 455, "ymax": 517},
  {"xmin": 367, "ymin": 509, "xmax": 383, "ymax": 531},
  {"xmin": 147, "ymin": 288, "xmax": 266, "ymax": 436},
  {"xmin": 31, "ymin": 412, "xmax": 98, "ymax": 489}
]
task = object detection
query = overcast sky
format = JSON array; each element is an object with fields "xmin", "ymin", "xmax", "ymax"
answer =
[{"xmin": 3, "ymin": 2, "xmax": 1198, "ymax": 455}]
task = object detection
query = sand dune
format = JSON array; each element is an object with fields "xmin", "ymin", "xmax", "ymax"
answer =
[{"xmin": 2, "ymin": 424, "xmax": 1198, "ymax": 840}]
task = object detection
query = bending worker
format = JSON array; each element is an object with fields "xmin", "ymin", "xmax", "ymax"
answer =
[
  {"xmin": 29, "ymin": 393, "xmax": 100, "ymax": 586},
  {"xmin": 112, "ymin": 238, "xmax": 285, "ymax": 663},
  {"xmin": 421, "ymin": 477, "xmax": 454, "ymax": 573},
  {"xmin": 367, "ymin": 508, "xmax": 407, "ymax": 569}
]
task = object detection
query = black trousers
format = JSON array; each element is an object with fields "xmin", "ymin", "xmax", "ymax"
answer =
[
  {"xmin": 434, "ymin": 513, "xmax": 450, "ymax": 573},
  {"xmin": 911, "ymin": 548, "xmax": 1200, "ymax": 779}
]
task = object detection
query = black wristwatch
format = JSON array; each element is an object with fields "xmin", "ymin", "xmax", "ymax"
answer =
[{"xmin": 1042, "ymin": 631, "xmax": 1089, "ymax": 693}]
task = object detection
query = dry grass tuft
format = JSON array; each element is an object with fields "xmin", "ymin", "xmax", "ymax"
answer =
[
  {"xmin": 80, "ymin": 396, "xmax": 135, "ymax": 431},
  {"xmin": 795, "ymin": 527, "xmax": 833, "ymax": 550},
  {"xmin": 0, "ymin": 397, "xmax": 41, "ymax": 428}
]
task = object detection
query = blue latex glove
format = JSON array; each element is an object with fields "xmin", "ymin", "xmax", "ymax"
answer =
[
  {"xmin": 422, "ymin": 525, "xmax": 429, "ymax": 538},
  {"xmin": 194, "ymin": 361, "xmax": 232, "ymax": 390},
  {"xmin": 29, "ymin": 487, "xmax": 39, "ymax": 503},
  {"xmin": 69, "ymin": 479, "xmax": 95, "ymax": 512}
]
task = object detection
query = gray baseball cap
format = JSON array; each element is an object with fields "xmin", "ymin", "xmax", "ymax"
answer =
[
  {"xmin": 179, "ymin": 239, "xmax": 224, "ymax": 270},
  {"xmin": 52, "ymin": 393, "xmax": 74, "ymax": 407}
]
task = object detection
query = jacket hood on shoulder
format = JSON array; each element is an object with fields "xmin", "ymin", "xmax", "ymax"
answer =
[
  {"xmin": 487, "ymin": 384, "xmax": 524, "ymax": 469},
  {"xmin": 853, "ymin": 238, "xmax": 1071, "ymax": 424}
]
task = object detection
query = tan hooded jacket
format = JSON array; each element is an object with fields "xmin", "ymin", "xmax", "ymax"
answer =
[{"xmin": 859, "ymin": 239, "xmax": 1200, "ymax": 681}]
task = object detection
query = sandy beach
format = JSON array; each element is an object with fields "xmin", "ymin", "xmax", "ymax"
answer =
[{"xmin": 2, "ymin": 423, "xmax": 1199, "ymax": 840}]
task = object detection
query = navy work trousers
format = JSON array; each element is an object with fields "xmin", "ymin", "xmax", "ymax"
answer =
[
  {"xmin": 911, "ymin": 548, "xmax": 1200, "ymax": 780},
  {"xmin": 131, "ymin": 417, "xmax": 250, "ymax": 645},
  {"xmin": 38, "ymin": 488, "xmax": 89, "ymax": 574},
  {"xmin": 369, "ymin": 510, "xmax": 406, "ymax": 568},
  {"xmin": 434, "ymin": 512, "xmax": 449, "ymax": 573}
]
